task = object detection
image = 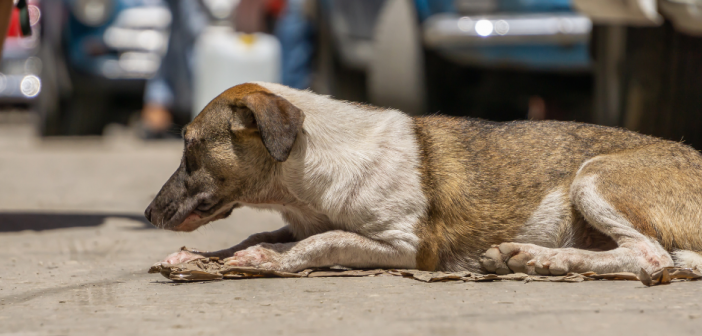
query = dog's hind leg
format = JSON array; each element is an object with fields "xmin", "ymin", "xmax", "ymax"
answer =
[
  {"xmin": 672, "ymin": 250, "xmax": 702, "ymax": 269},
  {"xmin": 481, "ymin": 158, "xmax": 676, "ymax": 275}
]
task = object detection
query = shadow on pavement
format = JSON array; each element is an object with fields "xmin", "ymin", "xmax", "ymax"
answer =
[{"xmin": 0, "ymin": 212, "xmax": 153, "ymax": 232}]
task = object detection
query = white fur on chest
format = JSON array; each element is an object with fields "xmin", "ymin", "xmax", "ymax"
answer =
[{"xmin": 255, "ymin": 83, "xmax": 427, "ymax": 257}]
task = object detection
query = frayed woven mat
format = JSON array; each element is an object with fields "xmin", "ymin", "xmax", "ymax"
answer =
[{"xmin": 149, "ymin": 257, "xmax": 702, "ymax": 287}]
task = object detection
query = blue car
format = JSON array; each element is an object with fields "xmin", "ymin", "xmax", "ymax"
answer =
[
  {"xmin": 38, "ymin": 0, "xmax": 170, "ymax": 135},
  {"xmin": 317, "ymin": 0, "xmax": 593, "ymax": 120}
]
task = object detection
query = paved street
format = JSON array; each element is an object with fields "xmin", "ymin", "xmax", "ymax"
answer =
[{"xmin": 1, "ymin": 120, "xmax": 702, "ymax": 335}]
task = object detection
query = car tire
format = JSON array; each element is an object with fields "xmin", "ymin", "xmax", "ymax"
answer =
[
  {"xmin": 36, "ymin": 41, "xmax": 64, "ymax": 136},
  {"xmin": 63, "ymin": 71, "xmax": 109, "ymax": 135},
  {"xmin": 37, "ymin": 51, "xmax": 107, "ymax": 135}
]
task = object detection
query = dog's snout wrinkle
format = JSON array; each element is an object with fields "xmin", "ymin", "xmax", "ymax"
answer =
[{"xmin": 162, "ymin": 201, "xmax": 178, "ymax": 222}]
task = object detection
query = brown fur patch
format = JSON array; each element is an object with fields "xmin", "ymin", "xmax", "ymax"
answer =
[
  {"xmin": 582, "ymin": 144, "xmax": 702, "ymax": 251},
  {"xmin": 188, "ymin": 83, "xmax": 271, "ymax": 135},
  {"xmin": 412, "ymin": 117, "xmax": 668, "ymax": 272},
  {"xmin": 190, "ymin": 83, "xmax": 305, "ymax": 162},
  {"xmin": 240, "ymin": 92, "xmax": 305, "ymax": 162}
]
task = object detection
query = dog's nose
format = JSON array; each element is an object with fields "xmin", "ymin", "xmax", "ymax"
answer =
[{"xmin": 144, "ymin": 206, "xmax": 153, "ymax": 222}]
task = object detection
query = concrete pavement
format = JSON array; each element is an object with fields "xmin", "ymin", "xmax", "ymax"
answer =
[{"xmin": 1, "ymin": 122, "xmax": 701, "ymax": 336}]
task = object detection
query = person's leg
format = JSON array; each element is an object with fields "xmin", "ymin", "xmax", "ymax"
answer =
[
  {"xmin": 275, "ymin": 0, "xmax": 314, "ymax": 89},
  {"xmin": 141, "ymin": 103, "xmax": 173, "ymax": 135}
]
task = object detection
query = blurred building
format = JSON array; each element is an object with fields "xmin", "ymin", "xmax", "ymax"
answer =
[{"xmin": 580, "ymin": 0, "xmax": 702, "ymax": 148}]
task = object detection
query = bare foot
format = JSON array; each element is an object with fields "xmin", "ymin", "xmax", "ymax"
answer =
[{"xmin": 141, "ymin": 103, "xmax": 172, "ymax": 133}]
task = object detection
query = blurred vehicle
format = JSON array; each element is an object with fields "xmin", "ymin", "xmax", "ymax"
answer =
[
  {"xmin": 39, "ymin": 0, "xmax": 171, "ymax": 136},
  {"xmin": 317, "ymin": 0, "xmax": 593, "ymax": 119},
  {"xmin": 574, "ymin": 0, "xmax": 702, "ymax": 149},
  {"xmin": 0, "ymin": 1, "xmax": 42, "ymax": 104}
]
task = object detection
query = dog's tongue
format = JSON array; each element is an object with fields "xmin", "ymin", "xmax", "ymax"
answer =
[
  {"xmin": 174, "ymin": 213, "xmax": 202, "ymax": 231},
  {"xmin": 184, "ymin": 213, "xmax": 200, "ymax": 222}
]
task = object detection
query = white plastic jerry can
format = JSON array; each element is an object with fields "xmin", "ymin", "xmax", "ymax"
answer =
[{"xmin": 192, "ymin": 25, "xmax": 281, "ymax": 118}]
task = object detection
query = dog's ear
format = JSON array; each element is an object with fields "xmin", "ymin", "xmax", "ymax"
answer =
[{"xmin": 238, "ymin": 92, "xmax": 305, "ymax": 162}]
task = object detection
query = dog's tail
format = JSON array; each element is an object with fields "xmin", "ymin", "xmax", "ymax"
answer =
[{"xmin": 672, "ymin": 250, "xmax": 702, "ymax": 269}]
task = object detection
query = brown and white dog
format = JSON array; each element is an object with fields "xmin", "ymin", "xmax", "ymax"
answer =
[{"xmin": 145, "ymin": 82, "xmax": 702, "ymax": 276}]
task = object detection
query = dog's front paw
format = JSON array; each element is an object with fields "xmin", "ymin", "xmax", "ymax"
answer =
[
  {"xmin": 480, "ymin": 243, "xmax": 586, "ymax": 276},
  {"xmin": 156, "ymin": 248, "xmax": 206, "ymax": 266},
  {"xmin": 223, "ymin": 244, "xmax": 285, "ymax": 270},
  {"xmin": 480, "ymin": 242, "xmax": 548, "ymax": 275}
]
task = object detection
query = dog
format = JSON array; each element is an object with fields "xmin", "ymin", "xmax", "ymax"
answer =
[{"xmin": 145, "ymin": 82, "xmax": 702, "ymax": 276}]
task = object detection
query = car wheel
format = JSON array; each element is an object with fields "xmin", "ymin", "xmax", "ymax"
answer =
[
  {"xmin": 63, "ymin": 71, "xmax": 108, "ymax": 135},
  {"xmin": 36, "ymin": 41, "xmax": 65, "ymax": 136}
]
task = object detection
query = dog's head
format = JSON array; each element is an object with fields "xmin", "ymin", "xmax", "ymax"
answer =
[{"xmin": 144, "ymin": 83, "xmax": 305, "ymax": 231}]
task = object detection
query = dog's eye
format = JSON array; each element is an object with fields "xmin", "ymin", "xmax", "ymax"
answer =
[{"xmin": 197, "ymin": 202, "xmax": 215, "ymax": 212}]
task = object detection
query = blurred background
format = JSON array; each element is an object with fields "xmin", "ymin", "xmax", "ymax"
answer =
[
  {"xmin": 1, "ymin": 2, "xmax": 701, "ymax": 330},
  {"xmin": 0, "ymin": 0, "xmax": 700, "ymax": 143}
]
